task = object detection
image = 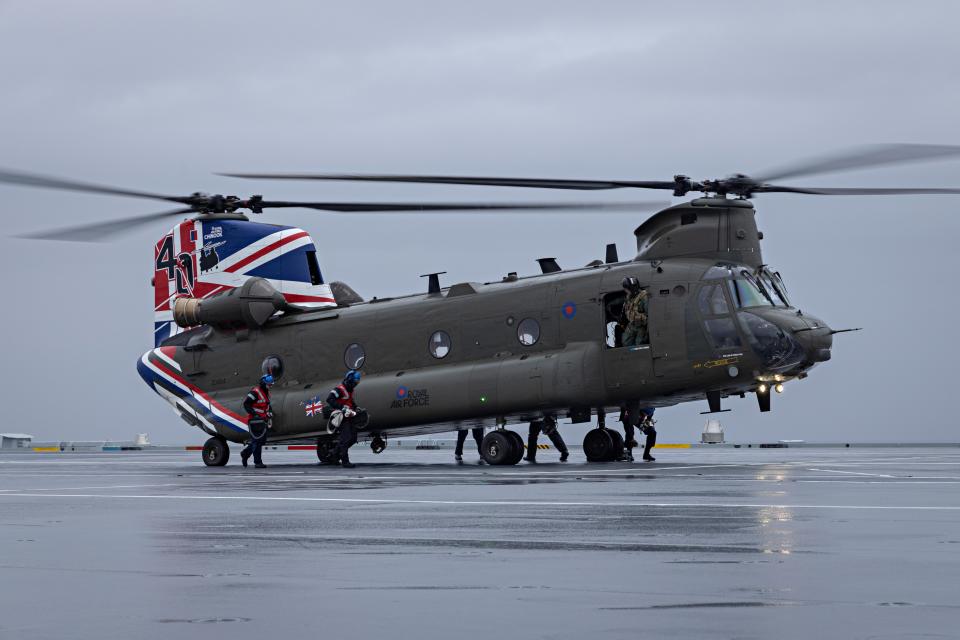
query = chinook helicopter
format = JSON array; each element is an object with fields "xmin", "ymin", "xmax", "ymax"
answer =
[{"xmin": 5, "ymin": 144, "xmax": 960, "ymax": 466}]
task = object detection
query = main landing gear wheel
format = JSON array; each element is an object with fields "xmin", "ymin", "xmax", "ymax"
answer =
[
  {"xmin": 481, "ymin": 431, "xmax": 515, "ymax": 465},
  {"xmin": 202, "ymin": 436, "xmax": 230, "ymax": 467},
  {"xmin": 504, "ymin": 430, "xmax": 525, "ymax": 465},
  {"xmin": 316, "ymin": 438, "xmax": 338, "ymax": 464},
  {"xmin": 583, "ymin": 428, "xmax": 616, "ymax": 462}
]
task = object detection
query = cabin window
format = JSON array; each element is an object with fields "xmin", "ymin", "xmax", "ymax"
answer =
[
  {"xmin": 261, "ymin": 355, "xmax": 284, "ymax": 379},
  {"xmin": 429, "ymin": 331, "xmax": 451, "ymax": 359},
  {"xmin": 344, "ymin": 343, "xmax": 366, "ymax": 369},
  {"xmin": 517, "ymin": 318, "xmax": 540, "ymax": 346}
]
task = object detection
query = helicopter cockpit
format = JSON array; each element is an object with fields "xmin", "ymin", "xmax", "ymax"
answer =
[{"xmin": 700, "ymin": 264, "xmax": 807, "ymax": 372}]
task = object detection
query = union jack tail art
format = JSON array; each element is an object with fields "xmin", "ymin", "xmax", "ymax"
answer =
[{"xmin": 153, "ymin": 219, "xmax": 336, "ymax": 345}]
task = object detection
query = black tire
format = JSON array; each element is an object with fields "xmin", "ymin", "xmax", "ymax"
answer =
[
  {"xmin": 504, "ymin": 430, "xmax": 525, "ymax": 465},
  {"xmin": 316, "ymin": 438, "xmax": 338, "ymax": 464},
  {"xmin": 583, "ymin": 428, "xmax": 614, "ymax": 462},
  {"xmin": 481, "ymin": 431, "xmax": 514, "ymax": 465},
  {"xmin": 607, "ymin": 430, "xmax": 625, "ymax": 460},
  {"xmin": 202, "ymin": 437, "xmax": 230, "ymax": 467}
]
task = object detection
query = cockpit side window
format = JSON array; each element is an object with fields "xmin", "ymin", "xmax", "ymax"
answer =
[{"xmin": 698, "ymin": 285, "xmax": 729, "ymax": 315}]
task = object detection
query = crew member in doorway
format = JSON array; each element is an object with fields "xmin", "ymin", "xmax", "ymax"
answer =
[
  {"xmin": 241, "ymin": 374, "xmax": 274, "ymax": 469},
  {"xmin": 525, "ymin": 416, "xmax": 569, "ymax": 463},
  {"xmin": 620, "ymin": 403, "xmax": 657, "ymax": 462},
  {"xmin": 620, "ymin": 277, "xmax": 649, "ymax": 347},
  {"xmin": 324, "ymin": 369, "xmax": 366, "ymax": 469},
  {"xmin": 454, "ymin": 428, "xmax": 485, "ymax": 464}
]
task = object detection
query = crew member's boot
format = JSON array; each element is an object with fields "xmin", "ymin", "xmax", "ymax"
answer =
[
  {"xmin": 241, "ymin": 450, "xmax": 250, "ymax": 468},
  {"xmin": 341, "ymin": 449, "xmax": 356, "ymax": 469}
]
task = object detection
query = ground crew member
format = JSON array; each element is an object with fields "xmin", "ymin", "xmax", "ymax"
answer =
[
  {"xmin": 324, "ymin": 369, "xmax": 365, "ymax": 468},
  {"xmin": 241, "ymin": 374, "xmax": 274, "ymax": 469},
  {"xmin": 620, "ymin": 277, "xmax": 649, "ymax": 347},
  {"xmin": 524, "ymin": 416, "xmax": 569, "ymax": 463},
  {"xmin": 620, "ymin": 403, "xmax": 657, "ymax": 462},
  {"xmin": 454, "ymin": 428, "xmax": 485, "ymax": 464}
]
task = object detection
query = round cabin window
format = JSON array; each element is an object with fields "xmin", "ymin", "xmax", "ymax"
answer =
[
  {"xmin": 429, "ymin": 331, "xmax": 451, "ymax": 359},
  {"xmin": 344, "ymin": 343, "xmax": 366, "ymax": 369},
  {"xmin": 261, "ymin": 355, "xmax": 284, "ymax": 379},
  {"xmin": 517, "ymin": 318, "xmax": 540, "ymax": 346}
]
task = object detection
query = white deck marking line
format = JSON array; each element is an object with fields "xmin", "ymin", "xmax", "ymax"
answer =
[
  {"xmin": 808, "ymin": 468, "xmax": 896, "ymax": 478},
  {"xmin": 0, "ymin": 493, "xmax": 959, "ymax": 510},
  {"xmin": 799, "ymin": 480, "xmax": 960, "ymax": 484},
  {"xmin": 0, "ymin": 483, "xmax": 181, "ymax": 493}
]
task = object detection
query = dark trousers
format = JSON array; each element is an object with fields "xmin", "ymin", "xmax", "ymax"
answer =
[
  {"xmin": 455, "ymin": 428, "xmax": 484, "ymax": 456},
  {"xmin": 526, "ymin": 420, "xmax": 567, "ymax": 460},
  {"xmin": 241, "ymin": 431, "xmax": 266, "ymax": 465},
  {"xmin": 621, "ymin": 402, "xmax": 656, "ymax": 457},
  {"xmin": 336, "ymin": 420, "xmax": 358, "ymax": 461}
]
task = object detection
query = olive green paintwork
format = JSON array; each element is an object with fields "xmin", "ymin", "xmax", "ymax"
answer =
[{"xmin": 162, "ymin": 197, "xmax": 833, "ymax": 444}]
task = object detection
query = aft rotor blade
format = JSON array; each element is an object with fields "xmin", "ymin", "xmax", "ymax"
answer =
[
  {"xmin": 257, "ymin": 200, "xmax": 670, "ymax": 212},
  {"xmin": 222, "ymin": 172, "xmax": 679, "ymax": 192},
  {"xmin": 0, "ymin": 168, "xmax": 193, "ymax": 205},
  {"xmin": 753, "ymin": 144, "xmax": 960, "ymax": 183},
  {"xmin": 756, "ymin": 185, "xmax": 960, "ymax": 195},
  {"xmin": 15, "ymin": 207, "xmax": 196, "ymax": 242}
]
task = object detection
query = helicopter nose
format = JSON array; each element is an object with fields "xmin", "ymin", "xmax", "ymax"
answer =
[{"xmin": 792, "ymin": 317, "xmax": 833, "ymax": 363}]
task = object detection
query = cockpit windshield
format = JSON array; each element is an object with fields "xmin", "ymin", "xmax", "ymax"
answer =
[
  {"xmin": 760, "ymin": 269, "xmax": 791, "ymax": 307},
  {"xmin": 728, "ymin": 274, "xmax": 773, "ymax": 308},
  {"xmin": 703, "ymin": 263, "xmax": 792, "ymax": 308}
]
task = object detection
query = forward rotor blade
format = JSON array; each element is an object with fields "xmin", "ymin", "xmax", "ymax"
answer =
[
  {"xmin": 755, "ymin": 185, "xmax": 960, "ymax": 195},
  {"xmin": 0, "ymin": 168, "xmax": 192, "ymax": 205},
  {"xmin": 15, "ymin": 207, "xmax": 196, "ymax": 242},
  {"xmin": 753, "ymin": 144, "xmax": 960, "ymax": 183},
  {"xmin": 222, "ymin": 172, "xmax": 679, "ymax": 192},
  {"xmin": 257, "ymin": 200, "xmax": 670, "ymax": 212}
]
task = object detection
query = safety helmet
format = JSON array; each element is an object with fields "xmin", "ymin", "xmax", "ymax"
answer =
[
  {"xmin": 343, "ymin": 369, "xmax": 361, "ymax": 385},
  {"xmin": 261, "ymin": 374, "xmax": 275, "ymax": 386},
  {"xmin": 622, "ymin": 276, "xmax": 641, "ymax": 292}
]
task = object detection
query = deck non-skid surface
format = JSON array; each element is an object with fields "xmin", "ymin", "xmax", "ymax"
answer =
[{"xmin": 1, "ymin": 447, "xmax": 958, "ymax": 639}]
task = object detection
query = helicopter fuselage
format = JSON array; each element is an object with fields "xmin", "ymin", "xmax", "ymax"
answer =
[{"xmin": 138, "ymin": 250, "xmax": 832, "ymax": 445}]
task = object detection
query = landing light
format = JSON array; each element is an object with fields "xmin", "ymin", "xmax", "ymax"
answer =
[
  {"xmin": 758, "ymin": 384, "xmax": 768, "ymax": 394},
  {"xmin": 775, "ymin": 383, "xmax": 784, "ymax": 394}
]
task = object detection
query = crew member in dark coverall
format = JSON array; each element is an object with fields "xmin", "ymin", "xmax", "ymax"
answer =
[
  {"xmin": 324, "ymin": 369, "xmax": 365, "ymax": 468},
  {"xmin": 524, "ymin": 416, "xmax": 569, "ymax": 463},
  {"xmin": 620, "ymin": 403, "xmax": 657, "ymax": 462},
  {"xmin": 241, "ymin": 374, "xmax": 274, "ymax": 469},
  {"xmin": 455, "ymin": 428, "xmax": 485, "ymax": 464}
]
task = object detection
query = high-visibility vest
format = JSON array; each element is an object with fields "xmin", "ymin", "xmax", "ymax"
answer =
[
  {"xmin": 248, "ymin": 385, "xmax": 271, "ymax": 420},
  {"xmin": 333, "ymin": 384, "xmax": 356, "ymax": 410}
]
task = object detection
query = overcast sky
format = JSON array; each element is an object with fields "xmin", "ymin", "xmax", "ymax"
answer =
[{"xmin": 1, "ymin": 1, "xmax": 958, "ymax": 444}]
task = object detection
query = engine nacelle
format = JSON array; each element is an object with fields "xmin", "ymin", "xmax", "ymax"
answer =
[{"xmin": 173, "ymin": 277, "xmax": 288, "ymax": 329}]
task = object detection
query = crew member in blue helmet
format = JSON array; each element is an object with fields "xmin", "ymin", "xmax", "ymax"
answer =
[
  {"xmin": 241, "ymin": 374, "xmax": 274, "ymax": 468},
  {"xmin": 323, "ymin": 370, "xmax": 365, "ymax": 468}
]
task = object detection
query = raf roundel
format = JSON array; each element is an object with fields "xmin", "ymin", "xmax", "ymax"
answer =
[
  {"xmin": 561, "ymin": 301, "xmax": 577, "ymax": 319},
  {"xmin": 396, "ymin": 386, "xmax": 409, "ymax": 400}
]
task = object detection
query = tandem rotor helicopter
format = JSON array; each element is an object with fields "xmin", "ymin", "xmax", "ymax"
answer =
[{"xmin": 4, "ymin": 143, "xmax": 960, "ymax": 466}]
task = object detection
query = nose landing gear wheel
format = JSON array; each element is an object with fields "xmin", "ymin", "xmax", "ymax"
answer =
[
  {"xmin": 202, "ymin": 437, "xmax": 230, "ymax": 467},
  {"xmin": 583, "ymin": 428, "xmax": 615, "ymax": 462},
  {"xmin": 481, "ymin": 431, "xmax": 515, "ymax": 465},
  {"xmin": 503, "ymin": 430, "xmax": 525, "ymax": 465}
]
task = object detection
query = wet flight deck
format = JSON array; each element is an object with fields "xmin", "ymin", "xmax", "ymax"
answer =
[{"xmin": 1, "ymin": 447, "xmax": 958, "ymax": 639}]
